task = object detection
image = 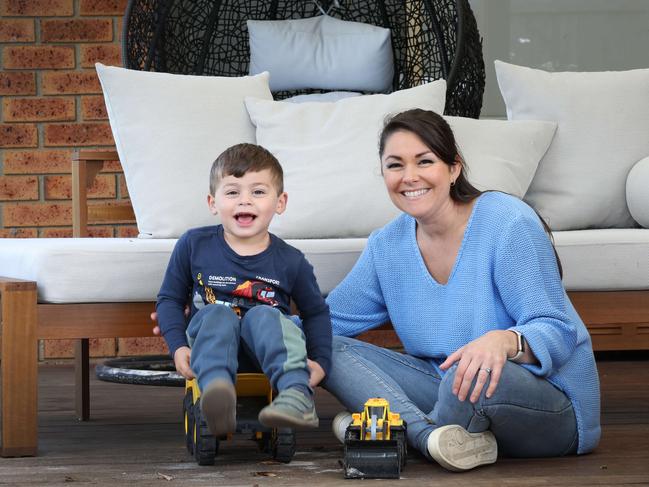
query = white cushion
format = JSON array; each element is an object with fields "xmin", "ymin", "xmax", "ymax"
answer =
[
  {"xmin": 495, "ymin": 61, "xmax": 649, "ymax": 230},
  {"xmin": 0, "ymin": 238, "xmax": 366, "ymax": 303},
  {"xmin": 244, "ymin": 79, "xmax": 447, "ymax": 239},
  {"xmin": 0, "ymin": 238, "xmax": 175, "ymax": 303},
  {"xmin": 248, "ymin": 15, "xmax": 393, "ymax": 93},
  {"xmin": 626, "ymin": 156, "xmax": 649, "ymax": 228},
  {"xmin": 3, "ymin": 230, "xmax": 648, "ymax": 304},
  {"xmin": 446, "ymin": 117, "xmax": 556, "ymax": 198},
  {"xmin": 285, "ymin": 91, "xmax": 362, "ymax": 103},
  {"xmin": 554, "ymin": 229, "xmax": 649, "ymax": 291},
  {"xmin": 96, "ymin": 64, "xmax": 273, "ymax": 238}
]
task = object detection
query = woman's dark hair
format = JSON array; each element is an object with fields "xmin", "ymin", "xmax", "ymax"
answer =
[
  {"xmin": 378, "ymin": 108, "xmax": 563, "ymax": 278},
  {"xmin": 379, "ymin": 108, "xmax": 482, "ymax": 204}
]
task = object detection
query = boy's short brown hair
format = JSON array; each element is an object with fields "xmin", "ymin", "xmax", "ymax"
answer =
[{"xmin": 209, "ymin": 143, "xmax": 284, "ymax": 195}]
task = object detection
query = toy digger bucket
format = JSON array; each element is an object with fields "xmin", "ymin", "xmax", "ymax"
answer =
[{"xmin": 343, "ymin": 439, "xmax": 402, "ymax": 479}]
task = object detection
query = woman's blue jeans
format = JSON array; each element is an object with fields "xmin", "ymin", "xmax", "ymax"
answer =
[{"xmin": 323, "ymin": 336, "xmax": 578, "ymax": 458}]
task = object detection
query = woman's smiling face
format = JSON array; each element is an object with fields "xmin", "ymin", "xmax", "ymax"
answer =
[{"xmin": 381, "ymin": 130, "xmax": 460, "ymax": 222}]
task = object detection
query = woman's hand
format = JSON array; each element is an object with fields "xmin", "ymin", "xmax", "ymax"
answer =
[
  {"xmin": 173, "ymin": 346, "xmax": 195, "ymax": 379},
  {"xmin": 150, "ymin": 305, "xmax": 190, "ymax": 336},
  {"xmin": 307, "ymin": 359, "xmax": 325, "ymax": 388},
  {"xmin": 151, "ymin": 311, "xmax": 161, "ymax": 336},
  {"xmin": 440, "ymin": 330, "xmax": 518, "ymax": 403}
]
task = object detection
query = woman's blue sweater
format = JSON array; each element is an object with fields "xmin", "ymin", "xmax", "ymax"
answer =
[{"xmin": 327, "ymin": 191, "xmax": 600, "ymax": 454}]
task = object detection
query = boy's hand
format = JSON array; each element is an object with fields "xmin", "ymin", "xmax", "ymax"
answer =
[
  {"xmin": 173, "ymin": 346, "xmax": 195, "ymax": 379},
  {"xmin": 307, "ymin": 359, "xmax": 325, "ymax": 388}
]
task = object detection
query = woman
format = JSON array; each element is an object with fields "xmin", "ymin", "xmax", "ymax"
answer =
[{"xmin": 323, "ymin": 109, "xmax": 600, "ymax": 472}]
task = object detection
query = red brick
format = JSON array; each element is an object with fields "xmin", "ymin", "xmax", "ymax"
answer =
[
  {"xmin": 88, "ymin": 225, "xmax": 114, "ymax": 237},
  {"xmin": 0, "ymin": 124, "xmax": 38, "ymax": 148},
  {"xmin": 0, "ymin": 72, "xmax": 36, "ymax": 96},
  {"xmin": 116, "ymin": 225, "xmax": 138, "ymax": 237},
  {"xmin": 4, "ymin": 149, "xmax": 71, "ymax": 174},
  {"xmin": 44, "ymin": 122, "xmax": 114, "ymax": 146},
  {"xmin": 42, "ymin": 70, "xmax": 101, "ymax": 94},
  {"xmin": 3, "ymin": 202, "xmax": 71, "ymax": 226},
  {"xmin": 3, "ymin": 97, "xmax": 75, "ymax": 122},
  {"xmin": 80, "ymin": 44, "xmax": 121, "ymax": 68},
  {"xmin": 101, "ymin": 159, "xmax": 122, "ymax": 172},
  {"xmin": 0, "ymin": 176, "xmax": 39, "ymax": 201},
  {"xmin": 41, "ymin": 19, "xmax": 112, "ymax": 43},
  {"xmin": 118, "ymin": 337, "xmax": 168, "ymax": 356},
  {"xmin": 0, "ymin": 19, "xmax": 35, "ymax": 42},
  {"xmin": 43, "ymin": 338, "xmax": 116, "ymax": 359},
  {"xmin": 0, "ymin": 228, "xmax": 38, "ymax": 238},
  {"xmin": 80, "ymin": 0, "xmax": 128, "ymax": 15},
  {"xmin": 45, "ymin": 174, "xmax": 116, "ymax": 199},
  {"xmin": 80, "ymin": 95, "xmax": 108, "ymax": 120},
  {"xmin": 0, "ymin": 0, "xmax": 73, "ymax": 16},
  {"xmin": 3, "ymin": 46, "xmax": 75, "ymax": 70},
  {"xmin": 41, "ymin": 225, "xmax": 114, "ymax": 238}
]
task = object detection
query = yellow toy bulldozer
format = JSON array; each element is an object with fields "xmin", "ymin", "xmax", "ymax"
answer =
[
  {"xmin": 343, "ymin": 398, "xmax": 407, "ymax": 479},
  {"xmin": 183, "ymin": 374, "xmax": 296, "ymax": 465}
]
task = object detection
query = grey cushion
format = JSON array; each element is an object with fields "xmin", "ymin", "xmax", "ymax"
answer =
[{"xmin": 248, "ymin": 15, "xmax": 394, "ymax": 93}]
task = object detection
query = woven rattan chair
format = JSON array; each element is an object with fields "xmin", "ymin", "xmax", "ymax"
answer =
[{"xmin": 122, "ymin": 0, "xmax": 485, "ymax": 117}]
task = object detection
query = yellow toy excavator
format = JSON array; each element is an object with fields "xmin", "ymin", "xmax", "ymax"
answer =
[{"xmin": 343, "ymin": 398, "xmax": 407, "ymax": 479}]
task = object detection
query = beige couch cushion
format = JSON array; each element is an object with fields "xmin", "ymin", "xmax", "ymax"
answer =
[
  {"xmin": 554, "ymin": 229, "xmax": 649, "ymax": 291},
  {"xmin": 2, "ymin": 230, "xmax": 648, "ymax": 304},
  {"xmin": 0, "ymin": 238, "xmax": 366, "ymax": 303}
]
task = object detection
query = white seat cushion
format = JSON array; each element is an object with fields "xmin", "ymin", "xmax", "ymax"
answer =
[
  {"xmin": 554, "ymin": 229, "xmax": 649, "ymax": 291},
  {"xmin": 3, "ymin": 230, "xmax": 647, "ymax": 303},
  {"xmin": 0, "ymin": 238, "xmax": 366, "ymax": 303}
]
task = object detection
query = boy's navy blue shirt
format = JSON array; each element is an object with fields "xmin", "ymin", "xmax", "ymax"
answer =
[{"xmin": 157, "ymin": 225, "xmax": 332, "ymax": 375}]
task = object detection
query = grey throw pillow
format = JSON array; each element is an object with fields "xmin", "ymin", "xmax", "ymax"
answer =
[{"xmin": 248, "ymin": 15, "xmax": 394, "ymax": 93}]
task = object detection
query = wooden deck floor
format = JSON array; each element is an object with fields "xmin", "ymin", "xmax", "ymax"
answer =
[{"xmin": 1, "ymin": 356, "xmax": 648, "ymax": 486}]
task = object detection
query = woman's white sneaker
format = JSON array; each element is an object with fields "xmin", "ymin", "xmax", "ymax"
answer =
[
  {"xmin": 426, "ymin": 425, "xmax": 497, "ymax": 471},
  {"xmin": 332, "ymin": 411, "xmax": 353, "ymax": 444}
]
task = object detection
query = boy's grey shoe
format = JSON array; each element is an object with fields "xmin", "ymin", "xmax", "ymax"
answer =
[
  {"xmin": 426, "ymin": 424, "xmax": 497, "ymax": 471},
  {"xmin": 200, "ymin": 379, "xmax": 237, "ymax": 437},
  {"xmin": 258, "ymin": 388, "xmax": 319, "ymax": 428}
]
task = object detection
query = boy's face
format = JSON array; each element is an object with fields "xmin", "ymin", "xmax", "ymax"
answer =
[{"xmin": 208, "ymin": 169, "xmax": 287, "ymax": 246}]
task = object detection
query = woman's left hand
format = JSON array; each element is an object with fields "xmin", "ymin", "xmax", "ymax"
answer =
[{"xmin": 440, "ymin": 330, "xmax": 517, "ymax": 403}]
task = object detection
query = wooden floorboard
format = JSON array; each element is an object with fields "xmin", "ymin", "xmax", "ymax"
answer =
[{"xmin": 0, "ymin": 359, "xmax": 648, "ymax": 486}]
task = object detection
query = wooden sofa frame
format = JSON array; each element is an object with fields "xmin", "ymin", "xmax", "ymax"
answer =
[{"xmin": 1, "ymin": 149, "xmax": 648, "ymax": 457}]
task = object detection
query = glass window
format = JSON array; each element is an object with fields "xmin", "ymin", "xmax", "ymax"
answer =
[{"xmin": 469, "ymin": 0, "xmax": 649, "ymax": 117}]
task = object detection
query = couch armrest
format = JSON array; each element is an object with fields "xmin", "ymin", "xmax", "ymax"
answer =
[{"xmin": 72, "ymin": 150, "xmax": 135, "ymax": 237}]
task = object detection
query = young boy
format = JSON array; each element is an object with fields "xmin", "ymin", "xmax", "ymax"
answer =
[{"xmin": 156, "ymin": 143, "xmax": 331, "ymax": 437}]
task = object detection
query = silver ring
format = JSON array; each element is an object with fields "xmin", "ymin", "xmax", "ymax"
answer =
[{"xmin": 480, "ymin": 367, "xmax": 492, "ymax": 374}]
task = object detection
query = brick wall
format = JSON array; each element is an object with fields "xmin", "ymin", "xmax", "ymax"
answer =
[{"xmin": 0, "ymin": 0, "xmax": 167, "ymax": 361}]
